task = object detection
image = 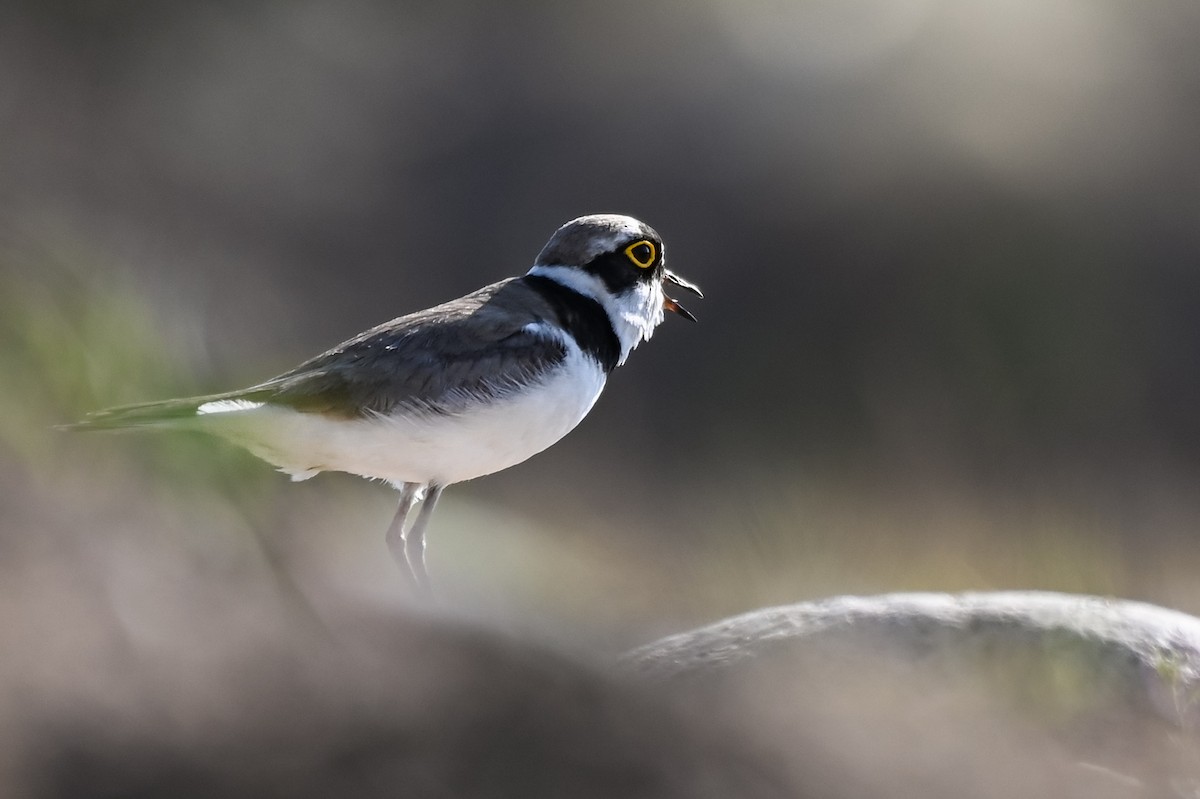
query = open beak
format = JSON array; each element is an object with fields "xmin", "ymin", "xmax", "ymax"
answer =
[{"xmin": 663, "ymin": 269, "xmax": 703, "ymax": 322}]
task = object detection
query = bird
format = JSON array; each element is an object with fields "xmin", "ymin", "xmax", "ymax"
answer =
[{"xmin": 69, "ymin": 214, "xmax": 702, "ymax": 589}]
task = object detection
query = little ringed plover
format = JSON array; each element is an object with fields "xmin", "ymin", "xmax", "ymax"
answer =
[{"xmin": 70, "ymin": 214, "xmax": 702, "ymax": 589}]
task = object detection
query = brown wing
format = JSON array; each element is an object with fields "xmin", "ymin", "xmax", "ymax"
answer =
[
  {"xmin": 233, "ymin": 278, "xmax": 569, "ymax": 417},
  {"xmin": 65, "ymin": 279, "xmax": 568, "ymax": 430}
]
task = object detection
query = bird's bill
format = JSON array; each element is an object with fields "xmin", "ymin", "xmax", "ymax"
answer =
[
  {"xmin": 663, "ymin": 295, "xmax": 697, "ymax": 322},
  {"xmin": 663, "ymin": 269, "xmax": 701, "ymax": 322},
  {"xmin": 665, "ymin": 269, "xmax": 703, "ymax": 298}
]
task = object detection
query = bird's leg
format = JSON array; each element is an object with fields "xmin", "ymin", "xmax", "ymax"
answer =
[
  {"xmin": 403, "ymin": 483, "xmax": 443, "ymax": 591},
  {"xmin": 386, "ymin": 482, "xmax": 422, "ymax": 582}
]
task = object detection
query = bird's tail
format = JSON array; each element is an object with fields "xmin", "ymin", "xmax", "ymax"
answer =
[{"xmin": 61, "ymin": 395, "xmax": 220, "ymax": 432}]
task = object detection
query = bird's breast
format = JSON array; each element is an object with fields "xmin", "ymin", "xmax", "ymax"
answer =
[{"xmin": 204, "ymin": 344, "xmax": 608, "ymax": 487}]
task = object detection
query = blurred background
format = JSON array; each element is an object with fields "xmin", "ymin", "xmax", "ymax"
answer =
[{"xmin": 3, "ymin": 0, "xmax": 1200, "ymax": 790}]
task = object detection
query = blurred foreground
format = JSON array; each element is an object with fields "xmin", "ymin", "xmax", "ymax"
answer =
[{"xmin": 3, "ymin": 259, "xmax": 1198, "ymax": 796}]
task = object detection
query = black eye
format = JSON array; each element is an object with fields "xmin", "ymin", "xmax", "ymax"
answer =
[{"xmin": 624, "ymin": 240, "xmax": 656, "ymax": 269}]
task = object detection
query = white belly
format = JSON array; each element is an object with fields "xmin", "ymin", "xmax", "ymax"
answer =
[{"xmin": 197, "ymin": 347, "xmax": 607, "ymax": 487}]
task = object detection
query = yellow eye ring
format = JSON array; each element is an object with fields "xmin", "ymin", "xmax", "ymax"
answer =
[{"xmin": 624, "ymin": 240, "xmax": 657, "ymax": 269}]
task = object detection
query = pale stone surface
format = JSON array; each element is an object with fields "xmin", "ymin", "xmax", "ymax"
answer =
[{"xmin": 625, "ymin": 591, "xmax": 1200, "ymax": 731}]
